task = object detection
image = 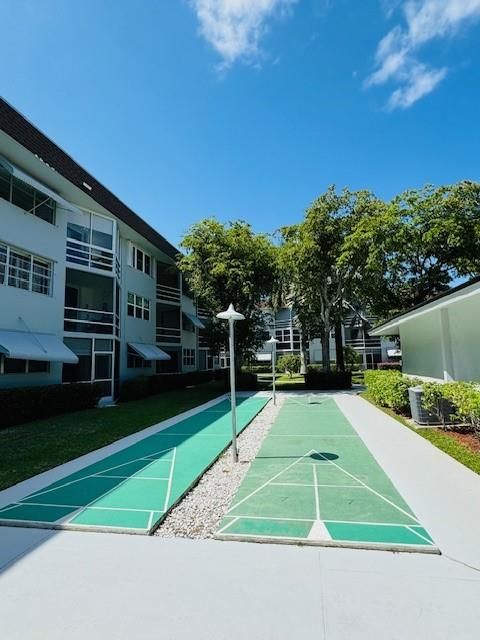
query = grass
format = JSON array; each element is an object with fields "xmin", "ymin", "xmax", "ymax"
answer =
[
  {"xmin": 256, "ymin": 372, "xmax": 305, "ymax": 390},
  {"xmin": 0, "ymin": 380, "xmax": 225, "ymax": 491},
  {"xmin": 361, "ymin": 391, "xmax": 480, "ymax": 475}
]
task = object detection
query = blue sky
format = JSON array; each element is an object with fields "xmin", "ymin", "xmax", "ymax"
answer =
[{"xmin": 1, "ymin": 0, "xmax": 480, "ymax": 247}]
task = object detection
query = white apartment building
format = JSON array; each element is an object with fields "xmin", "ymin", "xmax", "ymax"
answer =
[
  {"xmin": 0, "ymin": 99, "xmax": 210, "ymax": 400},
  {"xmin": 257, "ymin": 307, "xmax": 397, "ymax": 368}
]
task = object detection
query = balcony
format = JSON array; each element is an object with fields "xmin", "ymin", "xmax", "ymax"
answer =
[
  {"xmin": 156, "ymin": 283, "xmax": 181, "ymax": 304},
  {"xmin": 157, "ymin": 262, "xmax": 180, "ymax": 304},
  {"xmin": 156, "ymin": 327, "xmax": 181, "ymax": 344},
  {"xmin": 156, "ymin": 302, "xmax": 181, "ymax": 344},
  {"xmin": 64, "ymin": 269, "xmax": 118, "ymax": 336},
  {"xmin": 345, "ymin": 337, "xmax": 382, "ymax": 351},
  {"xmin": 64, "ymin": 307, "xmax": 119, "ymax": 335},
  {"xmin": 66, "ymin": 239, "xmax": 118, "ymax": 275}
]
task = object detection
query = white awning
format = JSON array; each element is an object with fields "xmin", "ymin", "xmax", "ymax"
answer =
[
  {"xmin": 128, "ymin": 343, "xmax": 171, "ymax": 361},
  {"xmin": 256, "ymin": 353, "xmax": 272, "ymax": 362},
  {"xmin": 182, "ymin": 312, "xmax": 205, "ymax": 329},
  {"xmin": 0, "ymin": 154, "xmax": 80, "ymax": 213},
  {"xmin": 0, "ymin": 331, "xmax": 79, "ymax": 363}
]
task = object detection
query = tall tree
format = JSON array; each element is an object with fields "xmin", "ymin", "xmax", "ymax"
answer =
[
  {"xmin": 178, "ymin": 219, "xmax": 278, "ymax": 363},
  {"xmin": 342, "ymin": 181, "xmax": 480, "ymax": 318},
  {"xmin": 280, "ymin": 186, "xmax": 381, "ymax": 370}
]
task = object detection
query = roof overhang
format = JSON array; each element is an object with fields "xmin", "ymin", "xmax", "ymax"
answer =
[
  {"xmin": 0, "ymin": 331, "xmax": 79, "ymax": 363},
  {"xmin": 128, "ymin": 343, "xmax": 171, "ymax": 361},
  {"xmin": 370, "ymin": 279, "xmax": 480, "ymax": 336}
]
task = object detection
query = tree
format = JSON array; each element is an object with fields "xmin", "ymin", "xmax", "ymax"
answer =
[
  {"xmin": 178, "ymin": 219, "xmax": 278, "ymax": 363},
  {"xmin": 342, "ymin": 182, "xmax": 480, "ymax": 318},
  {"xmin": 279, "ymin": 186, "xmax": 382, "ymax": 370},
  {"xmin": 277, "ymin": 354, "xmax": 301, "ymax": 378}
]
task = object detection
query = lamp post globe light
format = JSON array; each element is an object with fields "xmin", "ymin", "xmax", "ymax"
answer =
[
  {"xmin": 216, "ymin": 304, "xmax": 245, "ymax": 462},
  {"xmin": 266, "ymin": 336, "xmax": 279, "ymax": 405}
]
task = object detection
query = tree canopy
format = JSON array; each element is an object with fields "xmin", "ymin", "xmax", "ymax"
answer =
[{"xmin": 178, "ymin": 218, "xmax": 278, "ymax": 361}]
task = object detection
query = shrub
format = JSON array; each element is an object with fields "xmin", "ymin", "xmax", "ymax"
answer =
[
  {"xmin": 119, "ymin": 370, "xmax": 217, "ymax": 402},
  {"xmin": 225, "ymin": 371, "xmax": 258, "ymax": 391},
  {"xmin": 441, "ymin": 382, "xmax": 480, "ymax": 435},
  {"xmin": 377, "ymin": 362, "xmax": 402, "ymax": 371},
  {"xmin": 344, "ymin": 346, "xmax": 361, "ymax": 369},
  {"xmin": 277, "ymin": 354, "xmax": 301, "ymax": 378},
  {"xmin": 304, "ymin": 369, "xmax": 352, "ymax": 390},
  {"xmin": 0, "ymin": 382, "xmax": 102, "ymax": 430},
  {"xmin": 244, "ymin": 364, "xmax": 272, "ymax": 374},
  {"xmin": 364, "ymin": 370, "xmax": 411, "ymax": 413}
]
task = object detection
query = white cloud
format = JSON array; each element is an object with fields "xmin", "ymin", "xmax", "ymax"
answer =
[
  {"xmin": 367, "ymin": 0, "xmax": 480, "ymax": 108},
  {"xmin": 190, "ymin": 0, "xmax": 297, "ymax": 69}
]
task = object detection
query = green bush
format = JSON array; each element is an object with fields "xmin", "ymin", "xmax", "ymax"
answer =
[
  {"xmin": 0, "ymin": 382, "xmax": 103, "ymax": 430},
  {"xmin": 225, "ymin": 371, "xmax": 258, "ymax": 391},
  {"xmin": 344, "ymin": 346, "xmax": 361, "ymax": 369},
  {"xmin": 364, "ymin": 370, "xmax": 412, "ymax": 413},
  {"xmin": 277, "ymin": 354, "xmax": 301, "ymax": 378},
  {"xmin": 304, "ymin": 369, "xmax": 352, "ymax": 390},
  {"xmin": 119, "ymin": 371, "xmax": 216, "ymax": 402},
  {"xmin": 440, "ymin": 382, "xmax": 480, "ymax": 434},
  {"xmin": 377, "ymin": 362, "xmax": 402, "ymax": 371}
]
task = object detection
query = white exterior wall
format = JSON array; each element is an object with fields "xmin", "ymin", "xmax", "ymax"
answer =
[
  {"xmin": 0, "ymin": 198, "xmax": 68, "ymax": 387},
  {"xmin": 447, "ymin": 295, "xmax": 480, "ymax": 381},
  {"xmin": 119, "ymin": 237, "xmax": 157, "ymax": 382},
  {"xmin": 400, "ymin": 314, "xmax": 444, "ymax": 380}
]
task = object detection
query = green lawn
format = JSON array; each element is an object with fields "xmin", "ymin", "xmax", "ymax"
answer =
[
  {"xmin": 257, "ymin": 372, "xmax": 305, "ymax": 390},
  {"xmin": 361, "ymin": 392, "xmax": 480, "ymax": 476},
  {"xmin": 0, "ymin": 381, "xmax": 225, "ymax": 491}
]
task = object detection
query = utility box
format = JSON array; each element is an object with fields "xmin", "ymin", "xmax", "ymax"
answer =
[{"xmin": 408, "ymin": 386, "xmax": 455, "ymax": 426}]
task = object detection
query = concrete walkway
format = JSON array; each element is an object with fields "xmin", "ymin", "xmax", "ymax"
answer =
[{"xmin": 1, "ymin": 394, "xmax": 480, "ymax": 639}]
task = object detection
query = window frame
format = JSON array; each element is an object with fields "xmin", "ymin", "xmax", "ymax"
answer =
[
  {"xmin": 130, "ymin": 244, "xmax": 152, "ymax": 277},
  {"xmin": 0, "ymin": 166, "xmax": 56, "ymax": 225},
  {"xmin": 127, "ymin": 292, "xmax": 151, "ymax": 321},
  {"xmin": 183, "ymin": 348, "xmax": 196, "ymax": 367},
  {"xmin": 0, "ymin": 355, "xmax": 50, "ymax": 375},
  {"xmin": 0, "ymin": 241, "xmax": 53, "ymax": 296}
]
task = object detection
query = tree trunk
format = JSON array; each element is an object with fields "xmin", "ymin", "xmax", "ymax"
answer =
[
  {"xmin": 334, "ymin": 322, "xmax": 345, "ymax": 371},
  {"xmin": 299, "ymin": 330, "xmax": 308, "ymax": 375},
  {"xmin": 321, "ymin": 328, "xmax": 331, "ymax": 371}
]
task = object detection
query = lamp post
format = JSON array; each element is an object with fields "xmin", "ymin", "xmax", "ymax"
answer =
[
  {"xmin": 267, "ymin": 336, "xmax": 279, "ymax": 405},
  {"xmin": 216, "ymin": 304, "xmax": 245, "ymax": 462}
]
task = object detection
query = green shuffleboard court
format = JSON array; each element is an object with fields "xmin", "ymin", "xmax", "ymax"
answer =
[
  {"xmin": 0, "ymin": 396, "xmax": 268, "ymax": 534},
  {"xmin": 217, "ymin": 396, "xmax": 438, "ymax": 553}
]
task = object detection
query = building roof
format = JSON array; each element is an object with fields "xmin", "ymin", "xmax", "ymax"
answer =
[
  {"xmin": 370, "ymin": 276, "xmax": 480, "ymax": 336},
  {"xmin": 0, "ymin": 98, "xmax": 179, "ymax": 260}
]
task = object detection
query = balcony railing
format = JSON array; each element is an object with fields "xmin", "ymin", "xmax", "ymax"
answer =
[
  {"xmin": 156, "ymin": 326, "xmax": 181, "ymax": 344},
  {"xmin": 156, "ymin": 283, "xmax": 181, "ymax": 304},
  {"xmin": 197, "ymin": 306, "xmax": 210, "ymax": 320},
  {"xmin": 64, "ymin": 307, "xmax": 119, "ymax": 336},
  {"xmin": 66, "ymin": 239, "xmax": 115, "ymax": 273},
  {"xmin": 345, "ymin": 337, "xmax": 382, "ymax": 351}
]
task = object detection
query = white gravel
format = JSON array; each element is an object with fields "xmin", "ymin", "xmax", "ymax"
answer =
[{"xmin": 154, "ymin": 395, "xmax": 284, "ymax": 538}]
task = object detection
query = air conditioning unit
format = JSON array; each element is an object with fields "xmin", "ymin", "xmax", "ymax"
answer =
[{"xmin": 408, "ymin": 386, "xmax": 455, "ymax": 426}]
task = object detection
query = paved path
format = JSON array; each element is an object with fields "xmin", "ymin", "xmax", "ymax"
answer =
[{"xmin": 1, "ymin": 393, "xmax": 480, "ymax": 639}]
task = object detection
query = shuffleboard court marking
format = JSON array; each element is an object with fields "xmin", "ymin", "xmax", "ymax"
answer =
[
  {"xmin": 163, "ymin": 447, "xmax": 177, "ymax": 512},
  {"xmin": 23, "ymin": 448, "xmax": 175, "ymax": 502},
  {"xmin": 216, "ymin": 396, "xmax": 437, "ymax": 552},
  {"xmin": 0, "ymin": 395, "xmax": 269, "ymax": 534},
  {"xmin": 312, "ymin": 449, "xmax": 420, "ymax": 524},
  {"xmin": 229, "ymin": 449, "xmax": 317, "ymax": 512}
]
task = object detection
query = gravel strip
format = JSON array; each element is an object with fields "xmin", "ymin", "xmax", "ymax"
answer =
[{"xmin": 154, "ymin": 395, "xmax": 284, "ymax": 538}]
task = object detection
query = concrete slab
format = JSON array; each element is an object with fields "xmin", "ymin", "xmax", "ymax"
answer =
[{"xmin": 336, "ymin": 394, "xmax": 480, "ymax": 569}]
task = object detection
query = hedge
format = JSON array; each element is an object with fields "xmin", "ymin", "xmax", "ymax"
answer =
[
  {"xmin": 119, "ymin": 370, "xmax": 220, "ymax": 402},
  {"xmin": 224, "ymin": 371, "xmax": 258, "ymax": 391},
  {"xmin": 304, "ymin": 369, "xmax": 352, "ymax": 390},
  {"xmin": 0, "ymin": 382, "xmax": 103, "ymax": 430},
  {"xmin": 363, "ymin": 370, "xmax": 413, "ymax": 413}
]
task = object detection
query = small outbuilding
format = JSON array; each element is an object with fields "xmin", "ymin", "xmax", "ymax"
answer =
[{"xmin": 370, "ymin": 277, "xmax": 480, "ymax": 382}]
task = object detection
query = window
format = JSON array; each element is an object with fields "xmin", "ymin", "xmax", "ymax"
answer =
[
  {"xmin": 127, "ymin": 293, "xmax": 150, "ymax": 320},
  {"xmin": 130, "ymin": 244, "xmax": 152, "ymax": 276},
  {"xmin": 127, "ymin": 346, "xmax": 151, "ymax": 369},
  {"xmin": 0, "ymin": 165, "xmax": 56, "ymax": 224},
  {"xmin": 0, "ymin": 356, "xmax": 50, "ymax": 375},
  {"xmin": 67, "ymin": 211, "xmax": 114, "ymax": 250},
  {"xmin": 183, "ymin": 348, "xmax": 196, "ymax": 367},
  {"xmin": 0, "ymin": 242, "xmax": 52, "ymax": 296}
]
